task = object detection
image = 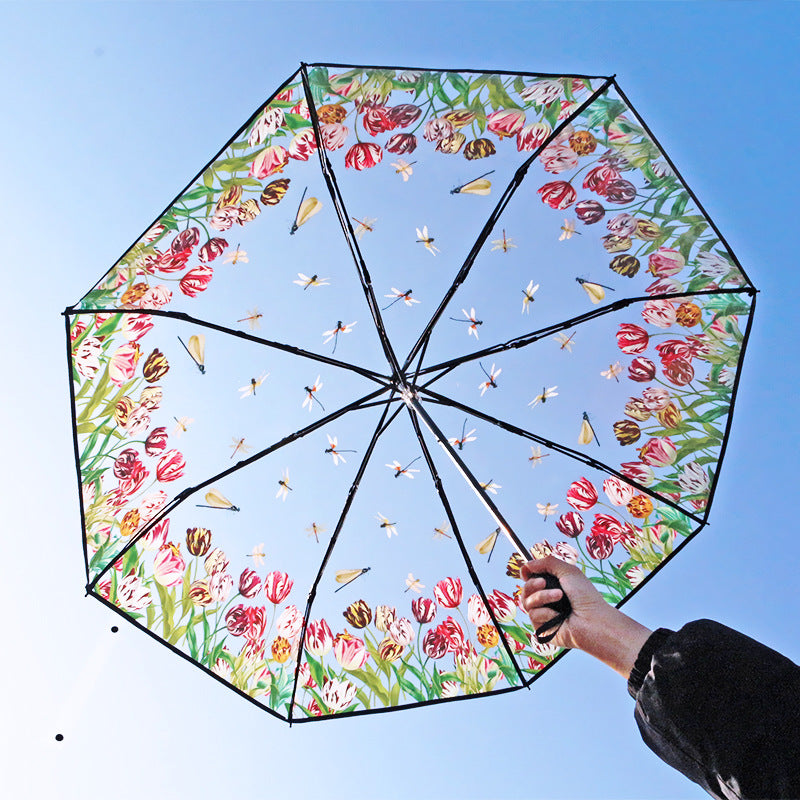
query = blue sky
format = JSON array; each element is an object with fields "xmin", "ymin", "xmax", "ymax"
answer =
[{"xmin": 3, "ymin": 2, "xmax": 799, "ymax": 798}]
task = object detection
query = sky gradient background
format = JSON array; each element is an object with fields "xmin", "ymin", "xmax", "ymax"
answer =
[{"xmin": 2, "ymin": 3, "xmax": 798, "ymax": 798}]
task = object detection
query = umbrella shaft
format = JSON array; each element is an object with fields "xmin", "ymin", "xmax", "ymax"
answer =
[{"xmin": 402, "ymin": 391, "xmax": 529, "ymax": 560}]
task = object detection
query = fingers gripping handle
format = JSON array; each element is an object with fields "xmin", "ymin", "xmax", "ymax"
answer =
[{"xmin": 529, "ymin": 572, "xmax": 572, "ymax": 644}]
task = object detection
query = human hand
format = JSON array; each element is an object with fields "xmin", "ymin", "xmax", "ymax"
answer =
[
  {"xmin": 521, "ymin": 555, "xmax": 653, "ymax": 677},
  {"xmin": 520, "ymin": 555, "xmax": 611, "ymax": 651}
]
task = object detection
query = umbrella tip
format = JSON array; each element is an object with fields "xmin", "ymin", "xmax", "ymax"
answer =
[
  {"xmin": 111, "ymin": 626, "xmax": 119, "ymax": 633},
  {"xmin": 55, "ymin": 733, "xmax": 64, "ymax": 742}
]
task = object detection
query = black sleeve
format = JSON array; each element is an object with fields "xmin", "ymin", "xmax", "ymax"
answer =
[{"xmin": 627, "ymin": 619, "xmax": 800, "ymax": 800}]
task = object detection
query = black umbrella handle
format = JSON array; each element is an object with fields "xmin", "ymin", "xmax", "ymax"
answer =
[{"xmin": 528, "ymin": 572, "xmax": 572, "ymax": 645}]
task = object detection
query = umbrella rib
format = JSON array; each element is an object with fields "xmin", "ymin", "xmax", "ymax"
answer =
[
  {"xmin": 417, "ymin": 386, "xmax": 706, "ymax": 527},
  {"xmin": 86, "ymin": 386, "xmax": 390, "ymax": 592},
  {"xmin": 415, "ymin": 286, "xmax": 756, "ymax": 378},
  {"xmin": 405, "ymin": 406, "xmax": 529, "ymax": 687},
  {"xmin": 63, "ymin": 307, "xmax": 392, "ymax": 386},
  {"xmin": 401, "ymin": 74, "xmax": 617, "ymax": 373},
  {"xmin": 289, "ymin": 391, "xmax": 400, "ymax": 722},
  {"xmin": 301, "ymin": 65, "xmax": 403, "ymax": 381}
]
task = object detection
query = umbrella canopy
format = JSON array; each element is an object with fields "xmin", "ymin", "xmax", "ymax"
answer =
[{"xmin": 64, "ymin": 62, "xmax": 755, "ymax": 722}]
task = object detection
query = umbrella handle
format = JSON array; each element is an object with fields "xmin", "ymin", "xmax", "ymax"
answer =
[{"xmin": 528, "ymin": 572, "xmax": 572, "ymax": 645}]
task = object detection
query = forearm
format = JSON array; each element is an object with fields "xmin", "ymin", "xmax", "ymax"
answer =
[{"xmin": 572, "ymin": 604, "xmax": 652, "ymax": 680}]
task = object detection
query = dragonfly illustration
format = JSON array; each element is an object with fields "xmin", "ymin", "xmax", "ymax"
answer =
[
  {"xmin": 537, "ymin": 502, "xmax": 559, "ymax": 520},
  {"xmin": 529, "ymin": 386, "xmax": 558, "ymax": 407},
  {"xmin": 528, "ymin": 446, "xmax": 550, "ymax": 468},
  {"xmin": 554, "ymin": 331, "xmax": 577, "ymax": 351},
  {"xmin": 351, "ymin": 216, "xmax": 376, "ymax": 240},
  {"xmin": 479, "ymin": 362, "xmax": 501, "ymax": 396},
  {"xmin": 276, "ymin": 468, "xmax": 292, "ymax": 501},
  {"xmin": 325, "ymin": 435, "xmax": 355, "ymax": 466},
  {"xmin": 247, "ymin": 543, "xmax": 266, "ymax": 566},
  {"xmin": 450, "ymin": 170, "xmax": 494, "ymax": 195},
  {"xmin": 302, "ymin": 376, "xmax": 325, "ymax": 412},
  {"xmin": 334, "ymin": 567, "xmax": 371, "ymax": 592},
  {"xmin": 383, "ymin": 288, "xmax": 420, "ymax": 310},
  {"xmin": 450, "ymin": 307, "xmax": 482, "ymax": 338},
  {"xmin": 290, "ymin": 187, "xmax": 322, "ymax": 235},
  {"xmin": 306, "ymin": 522, "xmax": 326, "ymax": 543},
  {"xmin": 449, "ymin": 419, "xmax": 477, "ymax": 450},
  {"xmin": 576, "ymin": 277, "xmax": 615, "ymax": 304},
  {"xmin": 416, "ymin": 226, "xmax": 439, "ymax": 255},
  {"xmin": 173, "ymin": 416, "xmax": 194, "ymax": 436},
  {"xmin": 375, "ymin": 513, "xmax": 398, "ymax": 537},
  {"xmin": 386, "ymin": 457, "xmax": 421, "ymax": 479},
  {"xmin": 521, "ymin": 280, "xmax": 539, "ymax": 314},
  {"xmin": 224, "ymin": 244, "xmax": 249, "ymax": 264},
  {"xmin": 391, "ymin": 159, "xmax": 416, "ymax": 181},
  {"xmin": 195, "ymin": 488, "xmax": 239, "ymax": 512},
  {"xmin": 322, "ymin": 320, "xmax": 357, "ymax": 354},
  {"xmin": 578, "ymin": 411, "xmax": 600, "ymax": 446},
  {"xmin": 479, "ymin": 479, "xmax": 501, "ymax": 495},
  {"xmin": 404, "ymin": 573, "xmax": 425, "ymax": 593},
  {"xmin": 491, "ymin": 229, "xmax": 516, "ymax": 253},
  {"xmin": 237, "ymin": 308, "xmax": 263, "ymax": 330},
  {"xmin": 433, "ymin": 523, "xmax": 452, "ymax": 540},
  {"xmin": 476, "ymin": 528, "xmax": 500, "ymax": 561},
  {"xmin": 293, "ymin": 272, "xmax": 330, "ymax": 290},
  {"xmin": 559, "ymin": 219, "xmax": 581, "ymax": 240},
  {"xmin": 230, "ymin": 437, "xmax": 252, "ymax": 460},
  {"xmin": 178, "ymin": 334, "xmax": 205, "ymax": 374},
  {"xmin": 601, "ymin": 362, "xmax": 623, "ymax": 382},
  {"xmin": 239, "ymin": 372, "xmax": 269, "ymax": 398}
]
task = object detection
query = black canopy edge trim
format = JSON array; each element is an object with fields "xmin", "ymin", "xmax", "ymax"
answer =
[
  {"xmin": 303, "ymin": 62, "xmax": 612, "ymax": 82},
  {"xmin": 406, "ymin": 406, "xmax": 528, "ymax": 686},
  {"xmin": 402, "ymin": 75, "xmax": 616, "ymax": 373},
  {"xmin": 417, "ymin": 386, "xmax": 705, "ymax": 527},
  {"xmin": 611, "ymin": 79, "xmax": 756, "ymax": 291},
  {"xmin": 87, "ymin": 387, "xmax": 389, "ymax": 592},
  {"xmin": 90, "ymin": 591, "xmax": 290, "ymax": 722},
  {"xmin": 613, "ymin": 519, "xmax": 706, "ymax": 616},
  {"xmin": 301, "ymin": 65, "xmax": 403, "ymax": 380},
  {"xmin": 69, "ymin": 67, "xmax": 303, "ymax": 311},
  {"xmin": 289, "ymin": 391, "xmax": 401, "ymax": 721},
  {"xmin": 417, "ymin": 286, "xmax": 757, "ymax": 378},
  {"xmin": 65, "ymin": 313, "xmax": 93, "ymax": 586},
  {"xmin": 698, "ymin": 291, "xmax": 757, "ymax": 523},
  {"xmin": 63, "ymin": 306, "xmax": 391, "ymax": 386}
]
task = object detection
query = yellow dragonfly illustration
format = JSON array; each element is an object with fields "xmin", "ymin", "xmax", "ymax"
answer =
[
  {"xmin": 178, "ymin": 334, "xmax": 205, "ymax": 373},
  {"xmin": 451, "ymin": 170, "xmax": 494, "ymax": 195},
  {"xmin": 415, "ymin": 225, "xmax": 439, "ymax": 255}
]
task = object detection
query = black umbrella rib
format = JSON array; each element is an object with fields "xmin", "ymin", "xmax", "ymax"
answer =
[
  {"xmin": 401, "ymin": 75, "xmax": 617, "ymax": 373},
  {"xmin": 301, "ymin": 66, "xmax": 403, "ymax": 380},
  {"xmin": 418, "ymin": 386, "xmax": 705, "ymax": 527},
  {"xmin": 289, "ymin": 391, "xmax": 401, "ymax": 722},
  {"xmin": 63, "ymin": 307, "xmax": 391, "ymax": 386},
  {"xmin": 405, "ymin": 407, "xmax": 528, "ymax": 687},
  {"xmin": 416, "ymin": 286, "xmax": 756, "ymax": 379},
  {"xmin": 87, "ymin": 386, "xmax": 389, "ymax": 592}
]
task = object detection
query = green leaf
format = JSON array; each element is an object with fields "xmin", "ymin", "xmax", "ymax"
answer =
[
  {"xmin": 446, "ymin": 72, "xmax": 470, "ymax": 103},
  {"xmin": 486, "ymin": 76, "xmax": 520, "ymax": 111},
  {"xmin": 305, "ymin": 653, "xmax": 325, "ymax": 690},
  {"xmin": 543, "ymin": 100, "xmax": 561, "ymax": 128},
  {"xmin": 392, "ymin": 666, "xmax": 425, "ymax": 702},
  {"xmin": 283, "ymin": 112, "xmax": 312, "ymax": 132},
  {"xmin": 348, "ymin": 668, "xmax": 390, "ymax": 706},
  {"xmin": 431, "ymin": 75, "xmax": 452, "ymax": 106},
  {"xmin": 670, "ymin": 192, "xmax": 690, "ymax": 218}
]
